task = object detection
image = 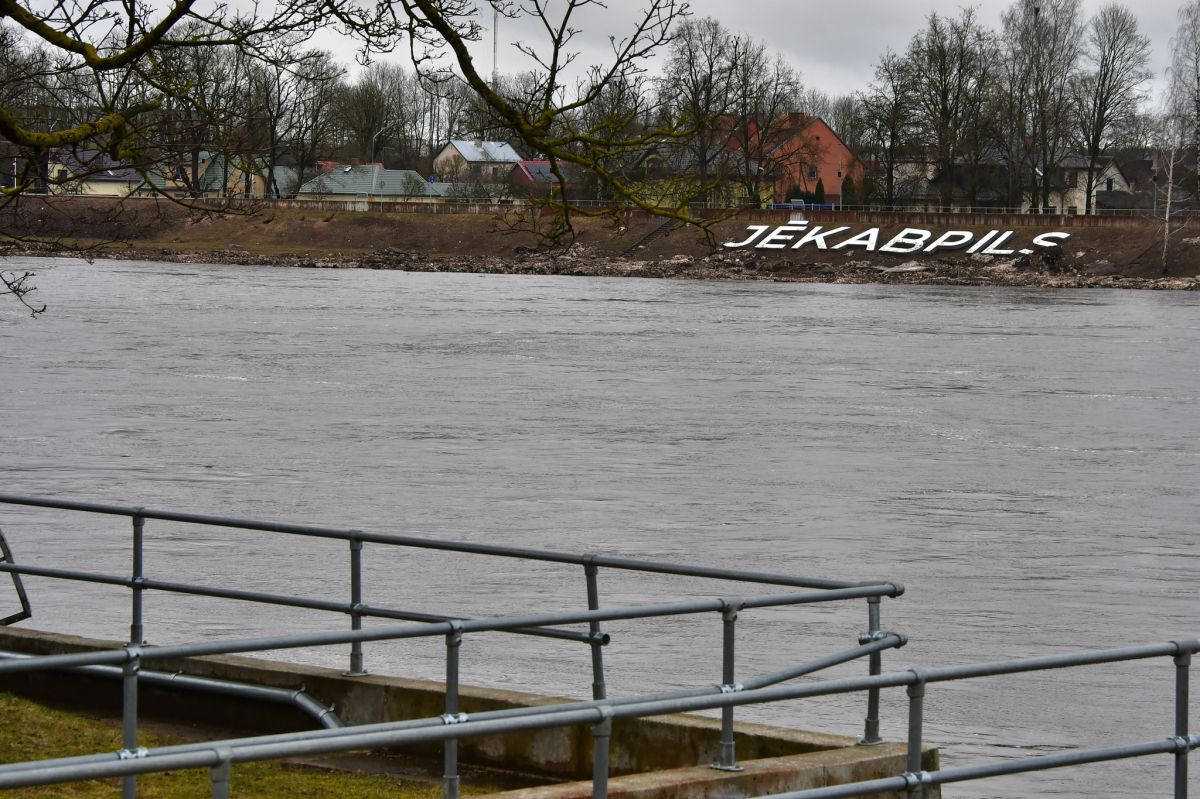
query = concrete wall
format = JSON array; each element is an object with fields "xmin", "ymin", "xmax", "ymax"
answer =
[{"xmin": 0, "ymin": 628, "xmax": 938, "ymax": 799}]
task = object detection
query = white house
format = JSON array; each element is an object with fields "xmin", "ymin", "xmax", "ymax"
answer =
[
  {"xmin": 433, "ymin": 139, "xmax": 522, "ymax": 182},
  {"xmin": 46, "ymin": 150, "xmax": 142, "ymax": 196}
]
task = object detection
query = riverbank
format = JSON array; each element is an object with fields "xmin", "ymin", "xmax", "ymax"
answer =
[
  {"xmin": 3, "ymin": 205, "xmax": 1199, "ymax": 289},
  {"xmin": 5, "ymin": 239, "xmax": 1199, "ymax": 290}
]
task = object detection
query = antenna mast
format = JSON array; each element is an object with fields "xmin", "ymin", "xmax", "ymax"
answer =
[{"xmin": 492, "ymin": 6, "xmax": 499, "ymax": 84}]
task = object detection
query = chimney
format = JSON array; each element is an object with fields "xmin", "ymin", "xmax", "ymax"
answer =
[
  {"xmin": 350, "ymin": 158, "xmax": 360, "ymax": 166},
  {"xmin": 473, "ymin": 137, "xmax": 484, "ymax": 149}
]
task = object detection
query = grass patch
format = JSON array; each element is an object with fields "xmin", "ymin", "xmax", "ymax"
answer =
[{"xmin": 0, "ymin": 693, "xmax": 479, "ymax": 798}]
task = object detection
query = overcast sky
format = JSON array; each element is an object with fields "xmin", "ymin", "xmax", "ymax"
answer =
[{"xmin": 435, "ymin": 0, "xmax": 1185, "ymax": 100}]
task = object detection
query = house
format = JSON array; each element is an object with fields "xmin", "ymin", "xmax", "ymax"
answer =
[
  {"xmin": 763, "ymin": 115, "xmax": 861, "ymax": 205},
  {"xmin": 198, "ymin": 155, "xmax": 299, "ymax": 199},
  {"xmin": 426, "ymin": 179, "xmax": 512, "ymax": 201},
  {"xmin": 627, "ymin": 116, "xmax": 860, "ymax": 208},
  {"xmin": 509, "ymin": 160, "xmax": 585, "ymax": 199},
  {"xmin": 1052, "ymin": 155, "xmax": 1130, "ymax": 214},
  {"xmin": 296, "ymin": 163, "xmax": 439, "ymax": 200},
  {"xmin": 1117, "ymin": 149, "xmax": 1198, "ymax": 211},
  {"xmin": 46, "ymin": 150, "xmax": 143, "ymax": 196},
  {"xmin": 631, "ymin": 137, "xmax": 797, "ymax": 208},
  {"xmin": 433, "ymin": 139, "xmax": 522, "ymax": 183},
  {"xmin": 137, "ymin": 150, "xmax": 225, "ymax": 198}
]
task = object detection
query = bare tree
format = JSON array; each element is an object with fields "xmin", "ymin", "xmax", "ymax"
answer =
[
  {"xmin": 1173, "ymin": 0, "xmax": 1200, "ymax": 149},
  {"xmin": 861, "ymin": 50, "xmax": 917, "ymax": 207},
  {"xmin": 907, "ymin": 8, "xmax": 996, "ymax": 208},
  {"xmin": 1157, "ymin": 86, "xmax": 1190, "ymax": 273},
  {"xmin": 796, "ymin": 87, "xmax": 833, "ymax": 119},
  {"xmin": 0, "ymin": 0, "xmax": 698, "ymax": 212},
  {"xmin": 1074, "ymin": 4, "xmax": 1151, "ymax": 214},
  {"xmin": 826, "ymin": 94, "xmax": 867, "ymax": 153},
  {"xmin": 725, "ymin": 35, "xmax": 802, "ymax": 206},
  {"xmin": 338, "ymin": 62, "xmax": 406, "ymax": 164},
  {"xmin": 285, "ymin": 52, "xmax": 344, "ymax": 190},
  {"xmin": 1001, "ymin": 0, "xmax": 1084, "ymax": 213},
  {"xmin": 657, "ymin": 17, "xmax": 737, "ymax": 204}
]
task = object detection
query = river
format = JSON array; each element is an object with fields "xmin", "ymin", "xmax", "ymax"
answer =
[{"xmin": 0, "ymin": 257, "xmax": 1197, "ymax": 797}]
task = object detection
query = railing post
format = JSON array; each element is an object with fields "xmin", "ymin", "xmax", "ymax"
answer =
[
  {"xmin": 592, "ymin": 706, "xmax": 613, "ymax": 799},
  {"xmin": 712, "ymin": 597, "xmax": 743, "ymax": 771},
  {"xmin": 859, "ymin": 595, "xmax": 883, "ymax": 745},
  {"xmin": 443, "ymin": 622, "xmax": 464, "ymax": 799},
  {"xmin": 130, "ymin": 511, "xmax": 144, "ymax": 646},
  {"xmin": 906, "ymin": 672, "xmax": 926, "ymax": 799},
  {"xmin": 346, "ymin": 534, "xmax": 367, "ymax": 676},
  {"xmin": 121, "ymin": 650, "xmax": 140, "ymax": 799},
  {"xmin": 209, "ymin": 749, "xmax": 233, "ymax": 799},
  {"xmin": 1176, "ymin": 648, "xmax": 1191, "ymax": 799},
  {"xmin": 583, "ymin": 558, "xmax": 606, "ymax": 700}
]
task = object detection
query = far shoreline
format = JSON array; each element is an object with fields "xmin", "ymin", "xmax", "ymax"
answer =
[
  {"xmin": 3, "ymin": 205, "xmax": 1199, "ymax": 291},
  {"xmin": 5, "ymin": 243, "xmax": 1200, "ymax": 291}
]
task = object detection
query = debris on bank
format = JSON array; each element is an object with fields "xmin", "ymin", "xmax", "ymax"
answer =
[{"xmin": 3, "ymin": 240, "xmax": 1199, "ymax": 290}]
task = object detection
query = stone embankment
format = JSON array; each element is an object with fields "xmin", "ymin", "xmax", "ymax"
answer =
[{"xmin": 6, "ymin": 239, "xmax": 1198, "ymax": 290}]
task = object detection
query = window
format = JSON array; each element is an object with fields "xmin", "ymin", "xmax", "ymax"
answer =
[
  {"xmin": 837, "ymin": 171, "xmax": 842, "ymax": 178},
  {"xmin": 807, "ymin": 165, "xmax": 818, "ymax": 179},
  {"xmin": 1067, "ymin": 171, "xmax": 1078, "ymax": 188},
  {"xmin": 1068, "ymin": 206, "xmax": 1078, "ymax": 215},
  {"xmin": 1105, "ymin": 178, "xmax": 1114, "ymax": 192}
]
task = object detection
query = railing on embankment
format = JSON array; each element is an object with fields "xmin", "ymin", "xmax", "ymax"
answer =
[
  {"xmin": 0, "ymin": 494, "xmax": 1193, "ymax": 799},
  {"xmin": 18, "ymin": 194, "xmax": 1169, "ymax": 229},
  {"xmin": 259, "ymin": 198, "xmax": 1161, "ymax": 228}
]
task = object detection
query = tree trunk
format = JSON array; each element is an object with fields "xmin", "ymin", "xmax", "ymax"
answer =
[
  {"xmin": 1162, "ymin": 152, "xmax": 1174, "ymax": 276},
  {"xmin": 1084, "ymin": 160, "xmax": 1097, "ymax": 215}
]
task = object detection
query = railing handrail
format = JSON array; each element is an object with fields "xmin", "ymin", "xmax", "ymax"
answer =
[
  {"xmin": 0, "ymin": 638, "xmax": 1192, "ymax": 794},
  {"xmin": 0, "ymin": 492, "xmax": 903, "ymax": 795},
  {"xmin": 0, "ymin": 494, "xmax": 861, "ymax": 590},
  {"xmin": 0, "ymin": 495, "xmax": 1192, "ymax": 799},
  {"xmin": 0, "ymin": 583, "xmax": 902, "ymax": 676}
]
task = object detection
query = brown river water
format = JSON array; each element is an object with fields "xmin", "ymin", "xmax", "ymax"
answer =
[{"xmin": 0, "ymin": 257, "xmax": 1197, "ymax": 797}]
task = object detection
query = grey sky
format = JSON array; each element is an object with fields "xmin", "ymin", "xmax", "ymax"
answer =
[{"xmin": 455, "ymin": 0, "xmax": 1183, "ymax": 100}]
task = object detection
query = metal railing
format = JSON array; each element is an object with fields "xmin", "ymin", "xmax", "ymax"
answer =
[
  {"xmin": 0, "ymin": 631, "xmax": 1192, "ymax": 799},
  {"xmin": 0, "ymin": 495, "xmax": 1193, "ymax": 799},
  {"xmin": 0, "ymin": 494, "xmax": 902, "ymax": 798}
]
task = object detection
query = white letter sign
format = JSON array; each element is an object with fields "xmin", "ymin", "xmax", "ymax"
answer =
[
  {"xmin": 833, "ymin": 228, "xmax": 880, "ymax": 250},
  {"xmin": 756, "ymin": 224, "xmax": 809, "ymax": 249},
  {"xmin": 791, "ymin": 226, "xmax": 851, "ymax": 250},
  {"xmin": 924, "ymin": 231, "xmax": 974, "ymax": 252},
  {"xmin": 1033, "ymin": 232, "xmax": 1071, "ymax": 248},
  {"xmin": 879, "ymin": 228, "xmax": 932, "ymax": 253},
  {"xmin": 723, "ymin": 225, "xmax": 770, "ymax": 249}
]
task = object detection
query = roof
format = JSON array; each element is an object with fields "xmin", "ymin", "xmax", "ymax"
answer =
[
  {"xmin": 297, "ymin": 165, "xmax": 437, "ymax": 197},
  {"xmin": 429, "ymin": 181, "xmax": 510, "ymax": 198},
  {"xmin": 766, "ymin": 115, "xmax": 853, "ymax": 159},
  {"xmin": 440, "ymin": 140, "xmax": 522, "ymax": 164},
  {"xmin": 511, "ymin": 161, "xmax": 583, "ymax": 185},
  {"xmin": 50, "ymin": 149, "xmax": 141, "ymax": 182}
]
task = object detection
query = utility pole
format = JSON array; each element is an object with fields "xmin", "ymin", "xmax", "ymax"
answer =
[{"xmin": 493, "ymin": 6, "xmax": 499, "ymax": 85}]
